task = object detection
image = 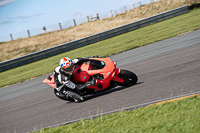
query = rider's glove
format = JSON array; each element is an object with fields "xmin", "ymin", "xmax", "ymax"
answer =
[
  {"xmin": 94, "ymin": 55, "xmax": 99, "ymax": 58},
  {"xmin": 73, "ymin": 59, "xmax": 79, "ymax": 64}
]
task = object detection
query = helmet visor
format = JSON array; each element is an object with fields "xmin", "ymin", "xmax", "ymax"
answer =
[{"xmin": 62, "ymin": 65, "xmax": 74, "ymax": 73}]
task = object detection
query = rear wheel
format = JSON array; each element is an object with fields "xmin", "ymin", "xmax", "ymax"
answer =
[{"xmin": 117, "ymin": 69, "xmax": 138, "ymax": 86}]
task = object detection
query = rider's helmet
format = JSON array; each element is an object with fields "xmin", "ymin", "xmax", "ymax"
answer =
[{"xmin": 59, "ymin": 57, "xmax": 74, "ymax": 74}]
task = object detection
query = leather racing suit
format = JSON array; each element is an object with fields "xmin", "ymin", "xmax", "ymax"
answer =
[{"xmin": 53, "ymin": 55, "xmax": 99, "ymax": 102}]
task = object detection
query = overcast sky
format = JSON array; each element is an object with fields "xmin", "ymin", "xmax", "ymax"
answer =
[{"xmin": 0, "ymin": 0, "xmax": 150, "ymax": 41}]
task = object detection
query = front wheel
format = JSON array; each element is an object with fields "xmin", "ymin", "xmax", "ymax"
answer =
[{"xmin": 117, "ymin": 69, "xmax": 138, "ymax": 86}]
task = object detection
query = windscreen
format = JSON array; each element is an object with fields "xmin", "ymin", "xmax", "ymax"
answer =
[{"xmin": 89, "ymin": 59, "xmax": 105, "ymax": 70}]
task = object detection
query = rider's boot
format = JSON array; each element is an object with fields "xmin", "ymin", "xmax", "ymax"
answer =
[
  {"xmin": 63, "ymin": 90, "xmax": 84, "ymax": 103},
  {"xmin": 76, "ymin": 79, "xmax": 97, "ymax": 91}
]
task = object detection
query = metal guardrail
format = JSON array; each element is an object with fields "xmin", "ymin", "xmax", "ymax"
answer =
[{"xmin": 0, "ymin": 6, "xmax": 189, "ymax": 72}]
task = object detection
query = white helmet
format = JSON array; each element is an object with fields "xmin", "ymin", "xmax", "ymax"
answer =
[{"xmin": 59, "ymin": 57, "xmax": 73, "ymax": 74}]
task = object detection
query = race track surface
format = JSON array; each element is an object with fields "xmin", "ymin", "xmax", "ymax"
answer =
[{"xmin": 0, "ymin": 29, "xmax": 200, "ymax": 133}]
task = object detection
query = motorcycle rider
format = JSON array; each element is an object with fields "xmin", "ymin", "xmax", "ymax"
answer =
[{"xmin": 54, "ymin": 55, "xmax": 99, "ymax": 102}]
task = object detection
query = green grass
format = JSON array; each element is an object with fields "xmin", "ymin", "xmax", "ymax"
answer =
[
  {"xmin": 33, "ymin": 96, "xmax": 200, "ymax": 133},
  {"xmin": 1, "ymin": 8, "xmax": 200, "ymax": 88}
]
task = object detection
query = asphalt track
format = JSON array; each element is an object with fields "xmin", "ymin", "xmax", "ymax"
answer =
[{"xmin": 0, "ymin": 29, "xmax": 200, "ymax": 133}]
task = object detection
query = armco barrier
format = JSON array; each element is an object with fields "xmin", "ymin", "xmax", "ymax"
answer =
[{"xmin": 0, "ymin": 6, "xmax": 189, "ymax": 72}]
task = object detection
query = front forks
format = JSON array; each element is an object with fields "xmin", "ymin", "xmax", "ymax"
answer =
[{"xmin": 112, "ymin": 68, "xmax": 124, "ymax": 83}]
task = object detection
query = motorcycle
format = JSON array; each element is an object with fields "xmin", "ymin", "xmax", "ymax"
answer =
[{"xmin": 43, "ymin": 57, "xmax": 138, "ymax": 102}]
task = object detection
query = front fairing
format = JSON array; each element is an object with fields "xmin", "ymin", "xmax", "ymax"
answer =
[{"xmin": 72, "ymin": 57, "xmax": 118, "ymax": 90}]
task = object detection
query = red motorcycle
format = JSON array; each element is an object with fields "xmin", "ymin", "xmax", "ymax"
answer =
[{"xmin": 43, "ymin": 57, "xmax": 138, "ymax": 102}]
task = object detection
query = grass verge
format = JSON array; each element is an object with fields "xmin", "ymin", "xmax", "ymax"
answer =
[
  {"xmin": 33, "ymin": 95, "xmax": 200, "ymax": 133},
  {"xmin": 0, "ymin": 8, "xmax": 200, "ymax": 88}
]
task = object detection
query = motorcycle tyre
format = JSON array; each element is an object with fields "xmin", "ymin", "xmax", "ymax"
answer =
[{"xmin": 117, "ymin": 69, "xmax": 138, "ymax": 86}]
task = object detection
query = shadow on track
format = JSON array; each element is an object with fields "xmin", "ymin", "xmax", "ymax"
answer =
[{"xmin": 81, "ymin": 82, "xmax": 144, "ymax": 102}]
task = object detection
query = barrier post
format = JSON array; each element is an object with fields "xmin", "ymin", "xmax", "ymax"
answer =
[
  {"xmin": 73, "ymin": 19, "xmax": 77, "ymax": 26},
  {"xmin": 96, "ymin": 14, "xmax": 100, "ymax": 20},
  {"xmin": 10, "ymin": 34, "xmax": 13, "ymax": 40},
  {"xmin": 87, "ymin": 16, "xmax": 90, "ymax": 22},
  {"xmin": 139, "ymin": 1, "xmax": 142, "ymax": 7},
  {"xmin": 124, "ymin": 6, "xmax": 127, "ymax": 12},
  {"xmin": 59, "ymin": 23, "xmax": 62, "ymax": 30},
  {"xmin": 27, "ymin": 30, "xmax": 31, "ymax": 37},
  {"xmin": 43, "ymin": 26, "xmax": 47, "ymax": 33},
  {"xmin": 111, "ymin": 10, "xmax": 113, "ymax": 17},
  {"xmin": 133, "ymin": 4, "xmax": 135, "ymax": 9}
]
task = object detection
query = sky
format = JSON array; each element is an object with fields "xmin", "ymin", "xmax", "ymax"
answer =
[{"xmin": 0, "ymin": 0, "xmax": 150, "ymax": 41}]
